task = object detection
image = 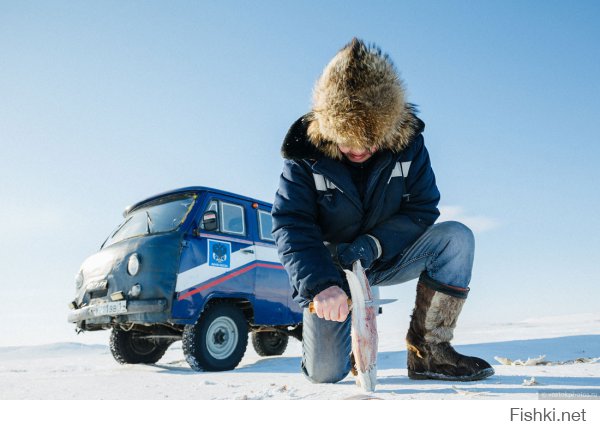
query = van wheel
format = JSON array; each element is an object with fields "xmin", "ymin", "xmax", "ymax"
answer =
[
  {"xmin": 110, "ymin": 327, "xmax": 170, "ymax": 364},
  {"xmin": 182, "ymin": 303, "xmax": 248, "ymax": 371},
  {"xmin": 252, "ymin": 331, "xmax": 289, "ymax": 356}
]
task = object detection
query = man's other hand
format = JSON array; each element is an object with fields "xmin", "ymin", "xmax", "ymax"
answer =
[
  {"xmin": 313, "ymin": 285, "xmax": 349, "ymax": 322},
  {"xmin": 337, "ymin": 234, "xmax": 381, "ymax": 269}
]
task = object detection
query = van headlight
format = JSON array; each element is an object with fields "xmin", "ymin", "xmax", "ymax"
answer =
[
  {"xmin": 75, "ymin": 270, "xmax": 84, "ymax": 290},
  {"xmin": 127, "ymin": 253, "xmax": 140, "ymax": 276}
]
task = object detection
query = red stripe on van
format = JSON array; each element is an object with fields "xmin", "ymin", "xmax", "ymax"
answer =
[{"xmin": 177, "ymin": 262, "xmax": 285, "ymax": 301}]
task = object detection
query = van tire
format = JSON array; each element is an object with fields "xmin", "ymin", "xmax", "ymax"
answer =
[
  {"xmin": 182, "ymin": 303, "xmax": 248, "ymax": 371},
  {"xmin": 110, "ymin": 327, "xmax": 170, "ymax": 364},
  {"xmin": 251, "ymin": 331, "xmax": 289, "ymax": 356}
]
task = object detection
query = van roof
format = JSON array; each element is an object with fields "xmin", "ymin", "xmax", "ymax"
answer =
[{"xmin": 124, "ymin": 186, "xmax": 273, "ymax": 217}]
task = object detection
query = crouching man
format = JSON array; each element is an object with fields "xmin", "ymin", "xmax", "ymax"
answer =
[{"xmin": 272, "ymin": 38, "xmax": 494, "ymax": 383}]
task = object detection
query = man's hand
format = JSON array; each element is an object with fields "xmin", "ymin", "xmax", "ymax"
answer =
[
  {"xmin": 337, "ymin": 234, "xmax": 382, "ymax": 270},
  {"xmin": 313, "ymin": 285, "xmax": 349, "ymax": 322}
]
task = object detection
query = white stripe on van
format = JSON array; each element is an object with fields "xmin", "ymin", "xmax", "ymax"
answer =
[{"xmin": 175, "ymin": 244, "xmax": 282, "ymax": 293}]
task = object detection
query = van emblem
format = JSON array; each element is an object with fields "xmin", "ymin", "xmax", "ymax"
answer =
[{"xmin": 208, "ymin": 239, "xmax": 231, "ymax": 268}]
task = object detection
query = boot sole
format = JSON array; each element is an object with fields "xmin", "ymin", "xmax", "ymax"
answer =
[{"xmin": 408, "ymin": 367, "xmax": 495, "ymax": 382}]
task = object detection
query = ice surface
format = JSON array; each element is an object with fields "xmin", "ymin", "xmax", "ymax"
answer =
[{"xmin": 1, "ymin": 313, "xmax": 599, "ymax": 399}]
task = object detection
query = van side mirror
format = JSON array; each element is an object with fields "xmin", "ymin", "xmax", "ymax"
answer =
[{"xmin": 202, "ymin": 210, "xmax": 218, "ymax": 232}]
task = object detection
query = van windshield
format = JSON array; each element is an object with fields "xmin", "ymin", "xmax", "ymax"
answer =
[{"xmin": 103, "ymin": 194, "xmax": 196, "ymax": 248}]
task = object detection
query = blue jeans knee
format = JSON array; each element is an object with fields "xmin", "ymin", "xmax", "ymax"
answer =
[
  {"xmin": 368, "ymin": 221, "xmax": 475, "ymax": 288},
  {"xmin": 300, "ymin": 309, "xmax": 351, "ymax": 384}
]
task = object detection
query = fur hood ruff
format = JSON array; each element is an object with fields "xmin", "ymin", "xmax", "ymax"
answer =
[{"xmin": 283, "ymin": 38, "xmax": 423, "ymax": 160}]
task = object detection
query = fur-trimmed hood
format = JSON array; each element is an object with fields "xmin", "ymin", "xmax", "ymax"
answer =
[{"xmin": 282, "ymin": 38, "xmax": 424, "ymax": 160}]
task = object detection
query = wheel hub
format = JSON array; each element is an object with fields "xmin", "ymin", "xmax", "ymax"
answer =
[
  {"xmin": 206, "ymin": 316, "xmax": 239, "ymax": 360},
  {"xmin": 213, "ymin": 329, "xmax": 227, "ymax": 345}
]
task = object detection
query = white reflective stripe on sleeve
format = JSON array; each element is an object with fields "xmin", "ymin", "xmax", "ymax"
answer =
[
  {"xmin": 388, "ymin": 162, "xmax": 402, "ymax": 183},
  {"xmin": 401, "ymin": 161, "xmax": 412, "ymax": 177},
  {"xmin": 388, "ymin": 161, "xmax": 413, "ymax": 183},
  {"xmin": 313, "ymin": 174, "xmax": 338, "ymax": 191},
  {"xmin": 325, "ymin": 178, "xmax": 338, "ymax": 190},
  {"xmin": 313, "ymin": 174, "xmax": 327, "ymax": 191}
]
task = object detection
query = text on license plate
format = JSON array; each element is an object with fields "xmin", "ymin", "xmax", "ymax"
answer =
[{"xmin": 90, "ymin": 301, "xmax": 127, "ymax": 317}]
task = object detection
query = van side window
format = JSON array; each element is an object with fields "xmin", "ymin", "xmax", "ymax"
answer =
[
  {"xmin": 220, "ymin": 201, "xmax": 246, "ymax": 236},
  {"xmin": 257, "ymin": 210, "xmax": 274, "ymax": 242}
]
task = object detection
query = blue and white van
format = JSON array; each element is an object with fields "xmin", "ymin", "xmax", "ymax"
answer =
[{"xmin": 68, "ymin": 187, "xmax": 303, "ymax": 371}]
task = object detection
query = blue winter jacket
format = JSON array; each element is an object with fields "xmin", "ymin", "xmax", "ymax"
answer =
[{"xmin": 272, "ymin": 114, "xmax": 440, "ymax": 307}]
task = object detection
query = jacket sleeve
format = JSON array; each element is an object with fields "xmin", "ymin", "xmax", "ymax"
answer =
[
  {"xmin": 369, "ymin": 135, "xmax": 440, "ymax": 263},
  {"xmin": 272, "ymin": 160, "xmax": 345, "ymax": 307}
]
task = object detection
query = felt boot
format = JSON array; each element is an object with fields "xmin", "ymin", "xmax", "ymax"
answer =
[{"xmin": 406, "ymin": 273, "xmax": 494, "ymax": 381}]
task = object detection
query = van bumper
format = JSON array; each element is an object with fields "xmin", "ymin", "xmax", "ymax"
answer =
[{"xmin": 68, "ymin": 299, "xmax": 167, "ymax": 323}]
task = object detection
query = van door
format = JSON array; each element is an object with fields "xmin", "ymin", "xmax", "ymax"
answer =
[
  {"xmin": 252, "ymin": 206, "xmax": 298, "ymax": 325},
  {"xmin": 173, "ymin": 196, "xmax": 256, "ymax": 320}
]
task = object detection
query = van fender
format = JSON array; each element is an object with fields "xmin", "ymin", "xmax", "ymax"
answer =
[{"xmin": 188, "ymin": 292, "xmax": 255, "ymax": 324}]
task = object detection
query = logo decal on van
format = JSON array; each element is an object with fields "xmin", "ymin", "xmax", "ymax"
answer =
[{"xmin": 208, "ymin": 239, "xmax": 231, "ymax": 268}]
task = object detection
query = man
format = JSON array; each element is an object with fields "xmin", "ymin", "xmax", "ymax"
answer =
[{"xmin": 272, "ymin": 38, "xmax": 494, "ymax": 383}]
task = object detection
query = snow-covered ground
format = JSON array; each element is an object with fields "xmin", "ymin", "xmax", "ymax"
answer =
[{"xmin": 1, "ymin": 312, "xmax": 599, "ymax": 400}]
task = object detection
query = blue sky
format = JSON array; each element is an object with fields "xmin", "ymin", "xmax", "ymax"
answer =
[{"xmin": 1, "ymin": 1, "xmax": 599, "ymax": 345}]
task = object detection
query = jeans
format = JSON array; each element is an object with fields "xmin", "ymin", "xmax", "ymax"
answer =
[{"xmin": 301, "ymin": 221, "xmax": 475, "ymax": 383}]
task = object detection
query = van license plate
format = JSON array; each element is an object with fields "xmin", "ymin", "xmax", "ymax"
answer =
[{"xmin": 90, "ymin": 300, "xmax": 127, "ymax": 317}]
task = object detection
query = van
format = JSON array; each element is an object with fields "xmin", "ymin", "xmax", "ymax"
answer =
[{"xmin": 68, "ymin": 187, "xmax": 303, "ymax": 371}]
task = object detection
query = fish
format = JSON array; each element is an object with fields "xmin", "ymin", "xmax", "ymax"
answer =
[
  {"xmin": 345, "ymin": 260, "xmax": 378, "ymax": 392},
  {"xmin": 307, "ymin": 261, "xmax": 379, "ymax": 392}
]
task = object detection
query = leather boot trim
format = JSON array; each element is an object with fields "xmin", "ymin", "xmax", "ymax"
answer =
[{"xmin": 419, "ymin": 272, "xmax": 470, "ymax": 299}]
